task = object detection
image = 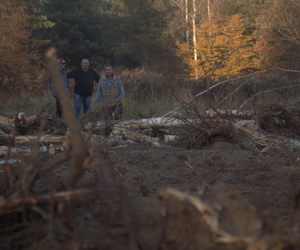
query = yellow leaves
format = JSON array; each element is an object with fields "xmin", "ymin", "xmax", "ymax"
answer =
[{"xmin": 176, "ymin": 13, "xmax": 257, "ymax": 79}]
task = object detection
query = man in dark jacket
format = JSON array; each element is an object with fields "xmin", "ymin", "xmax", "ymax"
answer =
[
  {"xmin": 96, "ymin": 64, "xmax": 124, "ymax": 134},
  {"xmin": 51, "ymin": 57, "xmax": 70, "ymax": 118},
  {"xmin": 67, "ymin": 58, "xmax": 100, "ymax": 119}
]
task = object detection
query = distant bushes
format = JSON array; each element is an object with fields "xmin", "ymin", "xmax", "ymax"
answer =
[
  {"xmin": 1, "ymin": 66, "xmax": 299, "ymax": 119},
  {"xmin": 117, "ymin": 67, "xmax": 300, "ymax": 117}
]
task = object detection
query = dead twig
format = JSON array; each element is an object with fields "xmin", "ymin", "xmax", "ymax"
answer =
[
  {"xmin": 16, "ymin": 113, "xmax": 48, "ymax": 193},
  {"xmin": 0, "ymin": 189, "xmax": 95, "ymax": 217}
]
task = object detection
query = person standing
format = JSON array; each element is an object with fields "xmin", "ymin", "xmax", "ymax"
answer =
[
  {"xmin": 67, "ymin": 59, "xmax": 100, "ymax": 119},
  {"xmin": 51, "ymin": 57, "xmax": 70, "ymax": 119},
  {"xmin": 96, "ymin": 64, "xmax": 124, "ymax": 133}
]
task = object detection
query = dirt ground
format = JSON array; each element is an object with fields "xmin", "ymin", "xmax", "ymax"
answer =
[
  {"xmin": 44, "ymin": 138, "xmax": 297, "ymax": 220},
  {"xmin": 108, "ymin": 141, "xmax": 296, "ymax": 219},
  {"xmin": 3, "ymin": 108, "xmax": 300, "ymax": 249},
  {"xmin": 21, "ymin": 138, "xmax": 295, "ymax": 250}
]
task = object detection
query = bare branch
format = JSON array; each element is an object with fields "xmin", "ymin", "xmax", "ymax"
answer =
[
  {"xmin": 162, "ymin": 66, "xmax": 300, "ymax": 118},
  {"xmin": 45, "ymin": 48, "xmax": 88, "ymax": 189},
  {"xmin": 239, "ymin": 84, "xmax": 300, "ymax": 109}
]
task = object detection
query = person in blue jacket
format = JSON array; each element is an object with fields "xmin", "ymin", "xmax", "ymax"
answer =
[{"xmin": 51, "ymin": 57, "xmax": 70, "ymax": 118}]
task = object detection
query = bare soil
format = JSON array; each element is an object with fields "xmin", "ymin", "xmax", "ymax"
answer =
[
  {"xmin": 26, "ymin": 139, "xmax": 297, "ymax": 250},
  {"xmin": 3, "ymin": 114, "xmax": 300, "ymax": 249},
  {"xmin": 108, "ymin": 141, "xmax": 295, "ymax": 219},
  {"xmin": 40, "ymin": 138, "xmax": 297, "ymax": 219}
]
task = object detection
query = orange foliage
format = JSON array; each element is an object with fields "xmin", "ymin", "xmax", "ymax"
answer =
[
  {"xmin": 176, "ymin": 13, "xmax": 257, "ymax": 78},
  {"xmin": 0, "ymin": 0, "xmax": 43, "ymax": 95}
]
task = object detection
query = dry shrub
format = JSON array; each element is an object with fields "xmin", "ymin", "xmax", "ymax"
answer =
[
  {"xmin": 117, "ymin": 67, "xmax": 300, "ymax": 115},
  {"xmin": 257, "ymin": 104, "xmax": 300, "ymax": 139},
  {"xmin": 119, "ymin": 67, "xmax": 163, "ymax": 102},
  {"xmin": 171, "ymin": 101, "xmax": 237, "ymax": 149},
  {"xmin": 15, "ymin": 113, "xmax": 68, "ymax": 135}
]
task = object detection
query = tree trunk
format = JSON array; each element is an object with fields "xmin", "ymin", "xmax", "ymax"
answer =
[
  {"xmin": 15, "ymin": 135, "xmax": 67, "ymax": 146},
  {"xmin": 185, "ymin": 0, "xmax": 189, "ymax": 44},
  {"xmin": 112, "ymin": 127, "xmax": 159, "ymax": 143},
  {"xmin": 207, "ymin": 0, "xmax": 212, "ymax": 102},
  {"xmin": 192, "ymin": 0, "xmax": 197, "ymax": 80},
  {"xmin": 186, "ymin": 0, "xmax": 191, "ymax": 78},
  {"xmin": 181, "ymin": 0, "xmax": 185, "ymax": 42}
]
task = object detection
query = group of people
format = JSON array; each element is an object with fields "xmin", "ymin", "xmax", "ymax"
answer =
[{"xmin": 51, "ymin": 57, "xmax": 124, "ymax": 127}]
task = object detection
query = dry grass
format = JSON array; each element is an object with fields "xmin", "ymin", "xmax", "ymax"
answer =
[{"xmin": 1, "ymin": 68, "xmax": 299, "ymax": 120}]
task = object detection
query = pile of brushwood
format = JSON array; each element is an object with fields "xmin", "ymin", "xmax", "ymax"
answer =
[
  {"xmin": 174, "ymin": 102, "xmax": 300, "ymax": 150},
  {"xmin": 173, "ymin": 104, "xmax": 237, "ymax": 149},
  {"xmin": 257, "ymin": 104, "xmax": 300, "ymax": 139},
  {"xmin": 14, "ymin": 112, "xmax": 68, "ymax": 136},
  {"xmin": 1, "ymin": 50, "xmax": 300, "ymax": 250}
]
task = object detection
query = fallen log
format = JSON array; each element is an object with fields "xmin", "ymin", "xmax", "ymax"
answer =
[
  {"xmin": 164, "ymin": 135, "xmax": 178, "ymax": 143},
  {"xmin": 0, "ymin": 116, "xmax": 14, "ymax": 123},
  {"xmin": 48, "ymin": 144, "xmax": 66, "ymax": 155},
  {"xmin": 115, "ymin": 118, "xmax": 187, "ymax": 129},
  {"xmin": 0, "ymin": 159, "xmax": 21, "ymax": 166},
  {"xmin": 85, "ymin": 118, "xmax": 187, "ymax": 131},
  {"xmin": 15, "ymin": 135, "xmax": 67, "ymax": 146},
  {"xmin": 0, "ymin": 146, "xmax": 48, "ymax": 157},
  {"xmin": 15, "ymin": 134, "xmax": 123, "ymax": 149},
  {"xmin": 204, "ymin": 109, "xmax": 254, "ymax": 117},
  {"xmin": 89, "ymin": 114, "xmax": 253, "ymax": 132},
  {"xmin": 112, "ymin": 127, "xmax": 159, "ymax": 143},
  {"xmin": 234, "ymin": 120, "xmax": 300, "ymax": 151}
]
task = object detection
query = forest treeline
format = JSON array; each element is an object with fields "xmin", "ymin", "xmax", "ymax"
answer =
[{"xmin": 1, "ymin": 0, "xmax": 300, "ymax": 95}]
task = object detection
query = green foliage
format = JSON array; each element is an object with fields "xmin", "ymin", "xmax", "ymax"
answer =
[
  {"xmin": 20, "ymin": 0, "xmax": 55, "ymax": 29},
  {"xmin": 35, "ymin": 0, "xmax": 104, "ymax": 68},
  {"xmin": 99, "ymin": 0, "xmax": 178, "ymax": 69},
  {"xmin": 221, "ymin": 0, "xmax": 272, "ymax": 36}
]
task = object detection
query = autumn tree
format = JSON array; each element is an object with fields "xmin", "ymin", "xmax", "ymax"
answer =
[
  {"xmin": 220, "ymin": 0, "xmax": 271, "ymax": 35},
  {"xmin": 254, "ymin": 0, "xmax": 300, "ymax": 70},
  {"xmin": 0, "ymin": 0, "xmax": 35, "ymax": 94},
  {"xmin": 176, "ymin": 13, "xmax": 257, "ymax": 79}
]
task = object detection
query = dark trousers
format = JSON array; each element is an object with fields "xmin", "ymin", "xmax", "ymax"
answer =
[
  {"xmin": 54, "ymin": 97, "xmax": 62, "ymax": 118},
  {"xmin": 103, "ymin": 104, "xmax": 123, "ymax": 135}
]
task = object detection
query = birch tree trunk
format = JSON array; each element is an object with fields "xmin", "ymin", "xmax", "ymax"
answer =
[
  {"xmin": 186, "ymin": 0, "xmax": 191, "ymax": 78},
  {"xmin": 207, "ymin": 0, "xmax": 211, "ymax": 36},
  {"xmin": 185, "ymin": 0, "xmax": 189, "ymax": 45},
  {"xmin": 207, "ymin": 0, "xmax": 212, "ymax": 100},
  {"xmin": 192, "ymin": 0, "xmax": 197, "ymax": 80},
  {"xmin": 181, "ymin": 0, "xmax": 185, "ymax": 42}
]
